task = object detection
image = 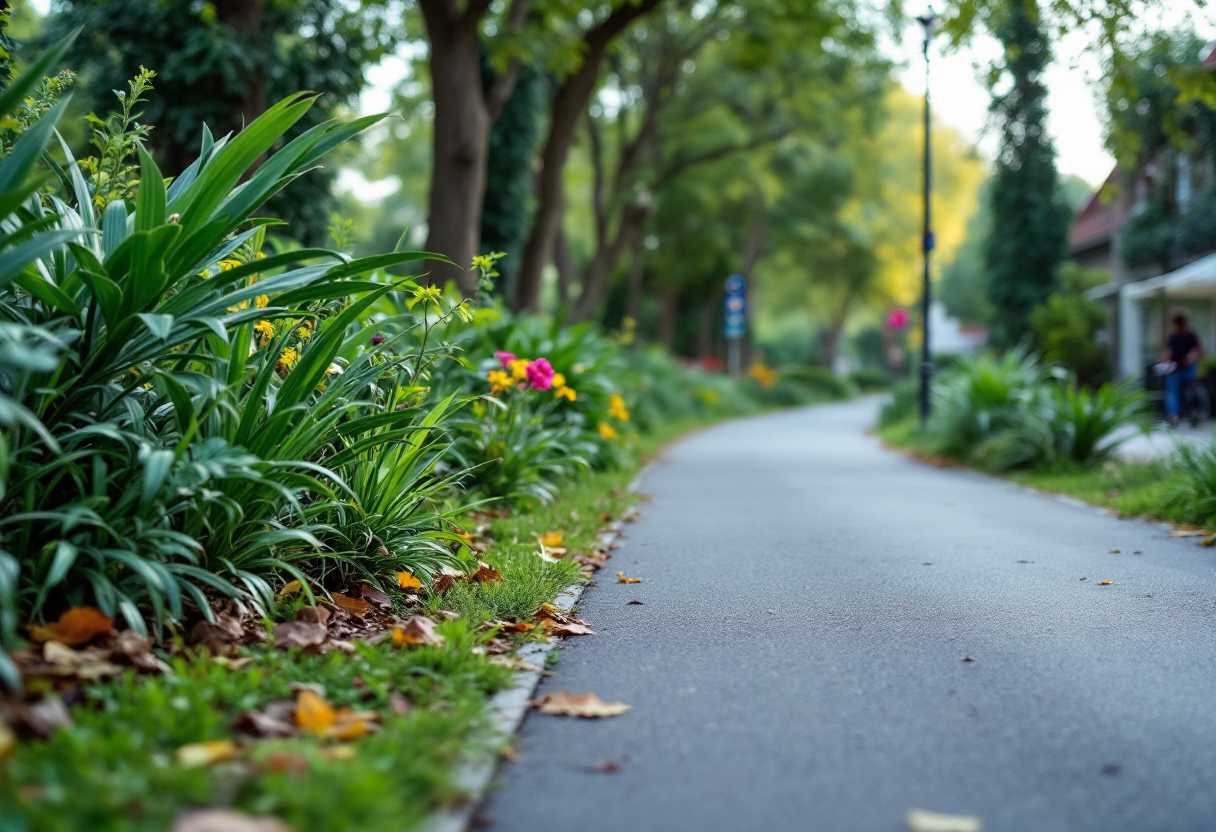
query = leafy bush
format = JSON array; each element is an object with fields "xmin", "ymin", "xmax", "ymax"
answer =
[
  {"xmin": 849, "ymin": 367, "xmax": 890, "ymax": 391},
  {"xmin": 1028, "ymin": 263, "xmax": 1111, "ymax": 387},
  {"xmin": 781, "ymin": 365, "xmax": 856, "ymax": 400},
  {"xmin": 1165, "ymin": 441, "xmax": 1216, "ymax": 527},
  {"xmin": 927, "ymin": 348, "xmax": 1046, "ymax": 458}
]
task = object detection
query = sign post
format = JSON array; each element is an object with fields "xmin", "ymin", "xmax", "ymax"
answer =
[{"xmin": 724, "ymin": 274, "xmax": 746, "ymax": 378}]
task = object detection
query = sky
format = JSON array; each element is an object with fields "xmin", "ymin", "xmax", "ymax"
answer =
[{"xmin": 891, "ymin": 0, "xmax": 1216, "ymax": 189}]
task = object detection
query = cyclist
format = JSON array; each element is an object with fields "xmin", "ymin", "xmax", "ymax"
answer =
[{"xmin": 1158, "ymin": 307, "xmax": 1203, "ymax": 426}]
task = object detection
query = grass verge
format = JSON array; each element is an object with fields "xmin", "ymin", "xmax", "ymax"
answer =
[
  {"xmin": 878, "ymin": 416, "xmax": 1204, "ymax": 531},
  {"xmin": 0, "ymin": 417, "xmax": 714, "ymax": 832}
]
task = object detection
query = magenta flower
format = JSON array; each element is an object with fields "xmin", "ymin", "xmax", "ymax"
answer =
[
  {"xmin": 494, "ymin": 350, "xmax": 517, "ymax": 369},
  {"xmin": 371, "ymin": 334, "xmax": 386, "ymax": 346},
  {"xmin": 526, "ymin": 357, "xmax": 555, "ymax": 391}
]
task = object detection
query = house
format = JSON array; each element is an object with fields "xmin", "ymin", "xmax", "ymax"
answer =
[{"xmin": 1072, "ymin": 140, "xmax": 1216, "ymax": 380}]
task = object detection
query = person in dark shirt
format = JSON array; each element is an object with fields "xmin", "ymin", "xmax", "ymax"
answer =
[{"xmin": 1159, "ymin": 307, "xmax": 1202, "ymax": 425}]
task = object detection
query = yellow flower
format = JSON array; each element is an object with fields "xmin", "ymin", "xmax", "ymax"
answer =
[
  {"xmin": 411, "ymin": 285, "xmax": 442, "ymax": 306},
  {"xmin": 487, "ymin": 369, "xmax": 513, "ymax": 393},
  {"xmin": 255, "ymin": 251, "xmax": 266, "ymax": 260},
  {"xmin": 508, "ymin": 358, "xmax": 530, "ymax": 382},
  {"xmin": 254, "ymin": 320, "xmax": 274, "ymax": 347},
  {"xmin": 748, "ymin": 364, "xmax": 777, "ymax": 388},
  {"xmin": 555, "ymin": 385, "xmax": 577, "ymax": 401},
  {"xmin": 227, "ymin": 299, "xmax": 249, "ymax": 313},
  {"xmin": 218, "ymin": 259, "xmax": 240, "ymax": 272},
  {"xmin": 297, "ymin": 321, "xmax": 313, "ymax": 340},
  {"xmin": 608, "ymin": 393, "xmax": 630, "ymax": 422},
  {"xmin": 277, "ymin": 346, "xmax": 300, "ymax": 373},
  {"xmin": 551, "ymin": 373, "xmax": 566, "ymax": 388},
  {"xmin": 255, "ymin": 294, "xmax": 269, "ymax": 308},
  {"xmin": 597, "ymin": 421, "xmax": 619, "ymax": 440}
]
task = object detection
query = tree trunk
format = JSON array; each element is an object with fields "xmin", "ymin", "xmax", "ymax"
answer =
[
  {"xmin": 625, "ymin": 230, "xmax": 645, "ymax": 329},
  {"xmin": 419, "ymin": 2, "xmax": 490, "ymax": 294},
  {"xmin": 571, "ymin": 204, "xmax": 648, "ymax": 323},
  {"xmin": 697, "ymin": 284, "xmax": 721, "ymax": 360},
  {"xmin": 214, "ymin": 0, "xmax": 265, "ymax": 131},
  {"xmin": 554, "ymin": 225, "xmax": 575, "ymax": 307},
  {"xmin": 656, "ymin": 285, "xmax": 680, "ymax": 350},
  {"xmin": 512, "ymin": 0, "xmax": 665, "ymax": 312}
]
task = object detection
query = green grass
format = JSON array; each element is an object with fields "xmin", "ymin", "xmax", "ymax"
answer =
[
  {"xmin": 879, "ymin": 416, "xmax": 1202, "ymax": 530},
  {"xmin": 2, "ymin": 415, "xmax": 725, "ymax": 832}
]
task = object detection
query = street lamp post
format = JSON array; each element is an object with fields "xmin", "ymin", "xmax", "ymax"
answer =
[{"xmin": 917, "ymin": 9, "xmax": 938, "ymax": 427}]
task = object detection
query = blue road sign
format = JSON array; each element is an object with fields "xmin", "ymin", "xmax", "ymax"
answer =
[{"xmin": 724, "ymin": 274, "xmax": 747, "ymax": 339}]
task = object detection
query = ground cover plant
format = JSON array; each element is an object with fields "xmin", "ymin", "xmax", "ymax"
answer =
[{"xmin": 0, "ymin": 43, "xmax": 781, "ymax": 829}]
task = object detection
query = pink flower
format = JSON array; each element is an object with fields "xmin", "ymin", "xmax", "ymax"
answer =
[
  {"xmin": 494, "ymin": 350, "xmax": 517, "ymax": 369},
  {"xmin": 526, "ymin": 357, "xmax": 555, "ymax": 391},
  {"xmin": 887, "ymin": 309, "xmax": 910, "ymax": 330}
]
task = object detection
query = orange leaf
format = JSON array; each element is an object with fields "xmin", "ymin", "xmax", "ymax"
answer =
[
  {"xmin": 295, "ymin": 690, "xmax": 337, "ymax": 735},
  {"xmin": 27, "ymin": 607, "xmax": 113, "ymax": 646},
  {"xmin": 1097, "ymin": 580, "xmax": 1112, "ymax": 586},
  {"xmin": 494, "ymin": 620, "xmax": 536, "ymax": 634},
  {"xmin": 616, "ymin": 572, "xmax": 642, "ymax": 584},
  {"xmin": 277, "ymin": 580, "xmax": 302, "ymax": 597},
  {"xmin": 331, "ymin": 593, "xmax": 373, "ymax": 615},
  {"xmin": 396, "ymin": 570, "xmax": 422, "ymax": 590},
  {"xmin": 392, "ymin": 615, "xmax": 445, "ymax": 647},
  {"xmin": 539, "ymin": 531, "xmax": 564, "ymax": 548}
]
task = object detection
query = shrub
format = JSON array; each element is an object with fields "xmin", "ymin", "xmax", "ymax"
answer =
[
  {"xmin": 781, "ymin": 365, "xmax": 856, "ymax": 400},
  {"xmin": 849, "ymin": 367, "xmax": 890, "ymax": 391},
  {"xmin": 1165, "ymin": 441, "xmax": 1216, "ymax": 527}
]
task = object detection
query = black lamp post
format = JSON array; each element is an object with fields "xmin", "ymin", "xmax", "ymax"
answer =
[{"xmin": 916, "ymin": 8, "xmax": 939, "ymax": 426}]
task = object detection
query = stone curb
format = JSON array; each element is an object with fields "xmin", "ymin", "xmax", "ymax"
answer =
[{"xmin": 422, "ymin": 471, "xmax": 647, "ymax": 832}]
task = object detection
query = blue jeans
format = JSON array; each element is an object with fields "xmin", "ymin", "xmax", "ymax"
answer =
[{"xmin": 1166, "ymin": 363, "xmax": 1198, "ymax": 416}]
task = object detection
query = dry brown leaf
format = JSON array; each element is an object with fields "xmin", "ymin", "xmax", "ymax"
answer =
[
  {"xmin": 538, "ymin": 531, "xmax": 564, "ymax": 548},
  {"xmin": 544, "ymin": 621, "xmax": 595, "ymax": 636},
  {"xmin": 616, "ymin": 572, "xmax": 642, "ymax": 584},
  {"xmin": 176, "ymin": 739, "xmax": 240, "ymax": 767},
  {"xmin": 331, "ymin": 593, "xmax": 374, "ymax": 616},
  {"xmin": 277, "ymin": 580, "xmax": 303, "ymax": 597},
  {"xmin": 295, "ymin": 605, "xmax": 330, "ymax": 626},
  {"xmin": 1200, "ymin": 536, "xmax": 1216, "ymax": 547},
  {"xmin": 360, "ymin": 584, "xmax": 392, "ymax": 609},
  {"xmin": 1098, "ymin": 580, "xmax": 1112, "ymax": 586},
  {"xmin": 396, "ymin": 570, "xmax": 422, "ymax": 590},
  {"xmin": 42, "ymin": 640, "xmax": 122, "ymax": 680},
  {"xmin": 533, "ymin": 690, "xmax": 629, "ymax": 718},
  {"xmin": 171, "ymin": 809, "xmax": 293, "ymax": 832},
  {"xmin": 490, "ymin": 655, "xmax": 540, "ymax": 672},
  {"xmin": 28, "ymin": 607, "xmax": 113, "ymax": 646},
  {"xmin": 432, "ymin": 573, "xmax": 456, "ymax": 594},
  {"xmin": 273, "ymin": 621, "xmax": 328, "ymax": 651},
  {"xmin": 488, "ymin": 620, "xmax": 536, "ymax": 634},
  {"xmin": 627, "ymin": 600, "xmax": 644, "ymax": 605},
  {"xmin": 534, "ymin": 603, "xmax": 570, "ymax": 624},
  {"xmin": 572, "ymin": 553, "xmax": 606, "ymax": 570},
  {"xmin": 470, "ymin": 561, "xmax": 503, "ymax": 583},
  {"xmin": 906, "ymin": 809, "xmax": 982, "ymax": 832},
  {"xmin": 392, "ymin": 615, "xmax": 445, "ymax": 647},
  {"xmin": 262, "ymin": 752, "xmax": 308, "ymax": 775},
  {"xmin": 234, "ymin": 701, "xmax": 297, "ymax": 738}
]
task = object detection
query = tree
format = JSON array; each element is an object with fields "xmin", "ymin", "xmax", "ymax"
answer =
[
  {"xmin": 983, "ymin": 0, "xmax": 1069, "ymax": 347},
  {"xmin": 46, "ymin": 0, "xmax": 396, "ymax": 243}
]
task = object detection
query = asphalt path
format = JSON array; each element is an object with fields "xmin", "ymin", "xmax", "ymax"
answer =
[{"xmin": 480, "ymin": 397, "xmax": 1216, "ymax": 832}]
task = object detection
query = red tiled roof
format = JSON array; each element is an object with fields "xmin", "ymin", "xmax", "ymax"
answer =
[{"xmin": 1068, "ymin": 167, "xmax": 1120, "ymax": 250}]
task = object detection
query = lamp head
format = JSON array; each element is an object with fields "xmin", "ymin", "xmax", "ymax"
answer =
[{"xmin": 916, "ymin": 8, "xmax": 940, "ymax": 36}]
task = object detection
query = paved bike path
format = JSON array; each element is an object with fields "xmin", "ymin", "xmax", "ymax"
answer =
[{"xmin": 481, "ymin": 398, "xmax": 1216, "ymax": 832}]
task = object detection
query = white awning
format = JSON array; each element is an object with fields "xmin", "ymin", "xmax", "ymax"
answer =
[{"xmin": 1122, "ymin": 252, "xmax": 1216, "ymax": 300}]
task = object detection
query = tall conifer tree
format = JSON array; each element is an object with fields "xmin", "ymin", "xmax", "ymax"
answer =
[{"xmin": 984, "ymin": 0, "xmax": 1069, "ymax": 346}]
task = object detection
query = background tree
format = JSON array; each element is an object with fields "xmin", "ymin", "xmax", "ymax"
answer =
[
  {"xmin": 983, "ymin": 0, "xmax": 1069, "ymax": 347},
  {"xmin": 46, "ymin": 0, "xmax": 397, "ymax": 243}
]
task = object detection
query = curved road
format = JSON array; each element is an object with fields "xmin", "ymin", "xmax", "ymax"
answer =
[{"xmin": 481, "ymin": 398, "xmax": 1216, "ymax": 832}]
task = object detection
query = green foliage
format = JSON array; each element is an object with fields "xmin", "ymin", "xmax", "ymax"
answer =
[
  {"xmin": 1028, "ymin": 263, "xmax": 1111, "ymax": 386},
  {"xmin": 984, "ymin": 0, "xmax": 1069, "ymax": 347},
  {"xmin": 781, "ymin": 365, "xmax": 856, "ymax": 400},
  {"xmin": 925, "ymin": 350, "xmax": 1144, "ymax": 471},
  {"xmin": 1164, "ymin": 442, "xmax": 1216, "ymax": 527},
  {"xmin": 849, "ymin": 367, "xmax": 890, "ymax": 391},
  {"xmin": 46, "ymin": 0, "xmax": 398, "ymax": 243}
]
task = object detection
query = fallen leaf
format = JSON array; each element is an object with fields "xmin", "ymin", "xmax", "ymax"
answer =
[
  {"xmin": 539, "ymin": 531, "xmax": 564, "ymax": 548},
  {"xmin": 533, "ymin": 690, "xmax": 630, "ymax": 718},
  {"xmin": 331, "ymin": 593, "xmax": 374, "ymax": 616},
  {"xmin": 6, "ymin": 696, "xmax": 74, "ymax": 737},
  {"xmin": 262, "ymin": 752, "xmax": 308, "ymax": 775},
  {"xmin": 544, "ymin": 620, "xmax": 595, "ymax": 636},
  {"xmin": 360, "ymin": 584, "xmax": 392, "ymax": 609},
  {"xmin": 171, "ymin": 809, "xmax": 293, "ymax": 832},
  {"xmin": 320, "ymin": 745, "xmax": 356, "ymax": 762},
  {"xmin": 295, "ymin": 690, "xmax": 336, "ymax": 735},
  {"xmin": 600, "ymin": 512, "xmax": 613, "ymax": 522},
  {"xmin": 277, "ymin": 580, "xmax": 303, "ymax": 597},
  {"xmin": 235, "ymin": 701, "xmax": 297, "ymax": 738},
  {"xmin": 490, "ymin": 656, "xmax": 540, "ymax": 672},
  {"xmin": 295, "ymin": 605, "xmax": 331, "ymax": 626},
  {"xmin": 1169, "ymin": 529, "xmax": 1207, "ymax": 537},
  {"xmin": 28, "ymin": 607, "xmax": 113, "ymax": 646},
  {"xmin": 588, "ymin": 760, "xmax": 621, "ymax": 772},
  {"xmin": 962, "ymin": 656, "xmax": 975, "ymax": 663},
  {"xmin": 392, "ymin": 615, "xmax": 445, "ymax": 647},
  {"xmin": 534, "ymin": 603, "xmax": 571, "ymax": 624},
  {"xmin": 432, "ymin": 573, "xmax": 456, "ymax": 594},
  {"xmin": 1201, "ymin": 537, "xmax": 1216, "ymax": 547},
  {"xmin": 906, "ymin": 808, "xmax": 982, "ymax": 832},
  {"xmin": 1109, "ymin": 548, "xmax": 1121, "ymax": 554},
  {"xmin": 397, "ymin": 570, "xmax": 422, "ymax": 590},
  {"xmin": 487, "ymin": 620, "xmax": 536, "ymax": 634},
  {"xmin": 572, "ymin": 553, "xmax": 607, "ymax": 570},
  {"xmin": 176, "ymin": 739, "xmax": 240, "ymax": 767},
  {"xmin": 273, "ymin": 621, "xmax": 328, "ymax": 650},
  {"xmin": 617, "ymin": 572, "xmax": 642, "ymax": 584},
  {"xmin": 471, "ymin": 561, "xmax": 503, "ymax": 583},
  {"xmin": 41, "ymin": 640, "xmax": 122, "ymax": 680},
  {"xmin": 1098, "ymin": 580, "xmax": 1112, "ymax": 586},
  {"xmin": 434, "ymin": 609, "xmax": 462, "ymax": 621},
  {"xmin": 627, "ymin": 600, "xmax": 644, "ymax": 605}
]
